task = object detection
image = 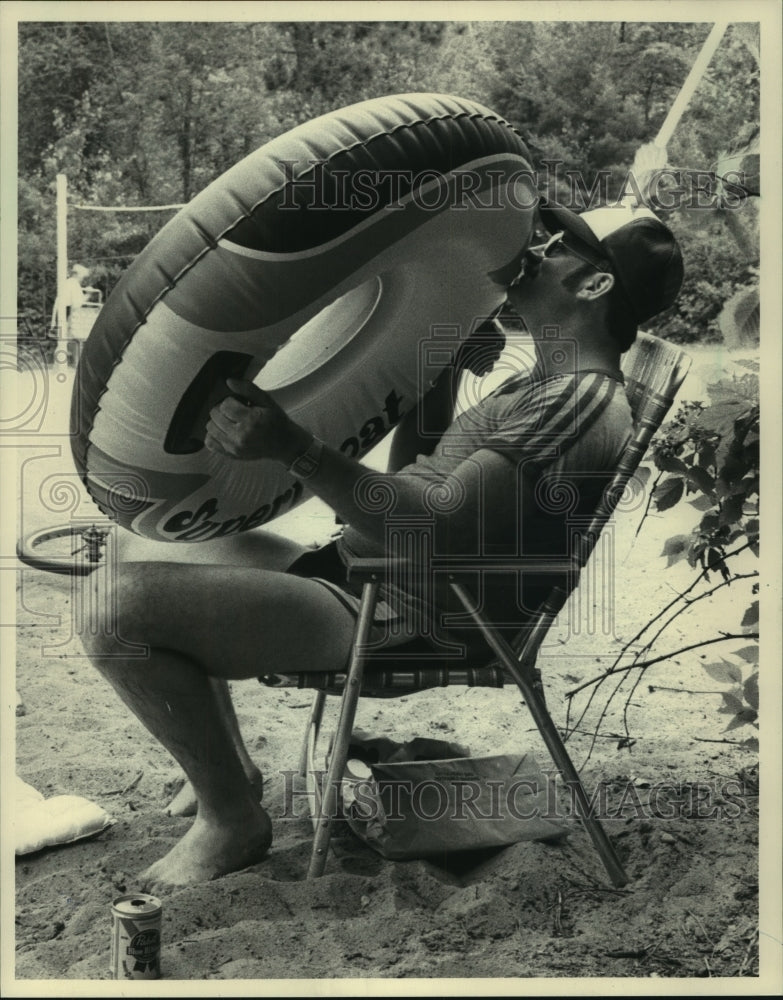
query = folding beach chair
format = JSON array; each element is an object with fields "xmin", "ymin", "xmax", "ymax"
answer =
[{"xmin": 269, "ymin": 331, "xmax": 691, "ymax": 886}]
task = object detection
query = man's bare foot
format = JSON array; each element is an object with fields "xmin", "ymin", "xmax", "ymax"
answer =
[
  {"xmin": 165, "ymin": 778, "xmax": 198, "ymax": 817},
  {"xmin": 142, "ymin": 805, "xmax": 272, "ymax": 888},
  {"xmin": 166, "ymin": 766, "xmax": 265, "ymax": 817}
]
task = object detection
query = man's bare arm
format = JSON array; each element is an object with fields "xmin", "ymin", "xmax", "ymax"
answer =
[
  {"xmin": 386, "ymin": 367, "xmax": 460, "ymax": 472},
  {"xmin": 387, "ymin": 321, "xmax": 506, "ymax": 472},
  {"xmin": 205, "ymin": 380, "xmax": 518, "ymax": 554}
]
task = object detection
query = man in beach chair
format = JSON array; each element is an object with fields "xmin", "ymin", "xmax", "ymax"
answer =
[{"xmin": 82, "ymin": 202, "xmax": 683, "ymax": 887}]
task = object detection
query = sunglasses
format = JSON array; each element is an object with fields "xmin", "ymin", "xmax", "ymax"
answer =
[
  {"xmin": 541, "ymin": 231, "xmax": 612, "ymax": 271},
  {"xmin": 511, "ymin": 231, "xmax": 612, "ymax": 284}
]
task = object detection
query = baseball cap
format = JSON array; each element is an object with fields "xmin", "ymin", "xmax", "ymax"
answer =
[{"xmin": 537, "ymin": 202, "xmax": 684, "ymax": 338}]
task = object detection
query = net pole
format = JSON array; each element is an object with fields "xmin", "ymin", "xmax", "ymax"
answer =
[
  {"xmin": 654, "ymin": 21, "xmax": 729, "ymax": 149},
  {"xmin": 55, "ymin": 173, "xmax": 69, "ymax": 371},
  {"xmin": 625, "ymin": 21, "xmax": 729, "ymax": 209}
]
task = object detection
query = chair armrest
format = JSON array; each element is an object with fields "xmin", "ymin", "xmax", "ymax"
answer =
[
  {"xmin": 343, "ymin": 552, "xmax": 580, "ymax": 584},
  {"xmin": 344, "ymin": 556, "xmax": 408, "ymax": 583}
]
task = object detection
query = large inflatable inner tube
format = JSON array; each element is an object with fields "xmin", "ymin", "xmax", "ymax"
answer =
[{"xmin": 71, "ymin": 93, "xmax": 536, "ymax": 542}]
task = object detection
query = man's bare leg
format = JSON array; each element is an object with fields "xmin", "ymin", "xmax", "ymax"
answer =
[
  {"xmin": 89, "ymin": 644, "xmax": 273, "ymax": 887},
  {"xmin": 84, "ymin": 558, "xmax": 356, "ymax": 886},
  {"xmin": 166, "ymin": 677, "xmax": 264, "ymax": 816},
  {"xmin": 115, "ymin": 526, "xmax": 308, "ymax": 817}
]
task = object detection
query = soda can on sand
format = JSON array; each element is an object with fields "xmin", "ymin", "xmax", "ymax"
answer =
[{"xmin": 110, "ymin": 893, "xmax": 162, "ymax": 979}]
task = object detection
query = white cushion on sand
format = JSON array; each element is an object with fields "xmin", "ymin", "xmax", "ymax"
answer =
[{"xmin": 15, "ymin": 777, "xmax": 113, "ymax": 855}]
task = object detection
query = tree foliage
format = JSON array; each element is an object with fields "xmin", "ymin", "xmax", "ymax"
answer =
[
  {"xmin": 649, "ymin": 365, "xmax": 760, "ymax": 746},
  {"xmin": 17, "ymin": 19, "xmax": 760, "ymax": 341},
  {"xmin": 564, "ymin": 366, "xmax": 760, "ymax": 755}
]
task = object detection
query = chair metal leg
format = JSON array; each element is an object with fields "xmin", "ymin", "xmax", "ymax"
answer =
[
  {"xmin": 299, "ymin": 690, "xmax": 327, "ymax": 779},
  {"xmin": 449, "ymin": 580, "xmax": 629, "ymax": 888},
  {"xmin": 301, "ymin": 690, "xmax": 328, "ymax": 833},
  {"xmin": 307, "ymin": 579, "xmax": 380, "ymax": 878}
]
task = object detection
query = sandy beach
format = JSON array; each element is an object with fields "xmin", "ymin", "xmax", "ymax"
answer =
[{"xmin": 6, "ymin": 343, "xmax": 768, "ymax": 986}]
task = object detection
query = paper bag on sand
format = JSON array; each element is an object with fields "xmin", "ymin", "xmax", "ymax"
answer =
[{"xmin": 339, "ymin": 733, "xmax": 568, "ymax": 861}]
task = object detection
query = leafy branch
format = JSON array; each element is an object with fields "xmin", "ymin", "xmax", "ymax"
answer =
[{"xmin": 563, "ymin": 370, "xmax": 760, "ymax": 762}]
